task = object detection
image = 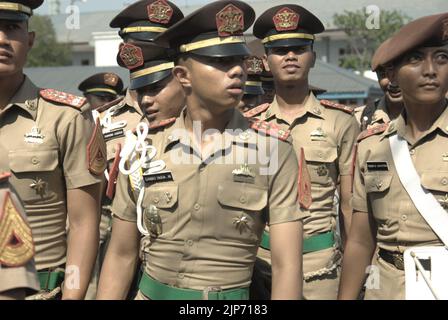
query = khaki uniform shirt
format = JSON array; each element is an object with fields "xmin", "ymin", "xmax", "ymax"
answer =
[
  {"xmin": 0, "ymin": 77, "xmax": 104, "ymax": 270},
  {"xmin": 354, "ymin": 97, "xmax": 391, "ymax": 131},
  {"xmin": 111, "ymin": 109, "xmax": 308, "ymax": 290},
  {"xmin": 256, "ymin": 93, "xmax": 360, "ymax": 237},
  {"xmin": 0, "ymin": 177, "xmax": 39, "ymax": 293}
]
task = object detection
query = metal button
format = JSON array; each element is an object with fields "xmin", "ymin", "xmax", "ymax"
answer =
[
  {"xmin": 194, "ymin": 203, "xmax": 201, "ymax": 210},
  {"xmin": 168, "ymin": 135, "xmax": 174, "ymax": 141},
  {"xmin": 31, "ymin": 157, "xmax": 39, "ymax": 165},
  {"xmin": 240, "ymin": 196, "xmax": 246, "ymax": 204},
  {"xmin": 376, "ymin": 182, "xmax": 383, "ymax": 190},
  {"xmin": 153, "ymin": 197, "xmax": 159, "ymax": 204},
  {"xmin": 442, "ymin": 178, "xmax": 448, "ymax": 186},
  {"xmin": 177, "ymin": 273, "xmax": 184, "ymax": 279},
  {"xmin": 186, "ymin": 240, "xmax": 194, "ymax": 246},
  {"xmin": 409, "ymin": 149, "xmax": 415, "ymax": 155},
  {"xmin": 318, "ymin": 152, "xmax": 323, "ymax": 158},
  {"xmin": 313, "ymin": 108, "xmax": 321, "ymax": 115},
  {"xmin": 401, "ymin": 215, "xmax": 407, "ymax": 221}
]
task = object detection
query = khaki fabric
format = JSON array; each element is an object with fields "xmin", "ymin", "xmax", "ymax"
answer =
[
  {"xmin": 0, "ymin": 181, "xmax": 39, "ymax": 293},
  {"xmin": 0, "ymin": 77, "xmax": 104, "ymax": 270},
  {"xmin": 354, "ymin": 97, "xmax": 391, "ymax": 131},
  {"xmin": 353, "ymin": 108, "xmax": 448, "ymax": 298},
  {"xmin": 112, "ymin": 109, "xmax": 307, "ymax": 291}
]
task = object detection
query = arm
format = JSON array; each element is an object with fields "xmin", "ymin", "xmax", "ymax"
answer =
[
  {"xmin": 63, "ymin": 183, "xmax": 102, "ymax": 300},
  {"xmin": 338, "ymin": 210, "xmax": 377, "ymax": 299},
  {"xmin": 339, "ymin": 175, "xmax": 353, "ymax": 243},
  {"xmin": 96, "ymin": 217, "xmax": 140, "ymax": 300},
  {"xmin": 270, "ymin": 220, "xmax": 302, "ymax": 300}
]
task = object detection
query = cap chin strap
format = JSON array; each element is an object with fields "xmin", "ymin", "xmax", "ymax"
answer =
[
  {"xmin": 180, "ymin": 36, "xmax": 245, "ymax": 53},
  {"xmin": 262, "ymin": 33, "xmax": 314, "ymax": 44},
  {"xmin": 0, "ymin": 2, "xmax": 32, "ymax": 15}
]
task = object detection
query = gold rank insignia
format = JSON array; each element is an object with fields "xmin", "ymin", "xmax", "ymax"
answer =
[
  {"xmin": 144, "ymin": 205, "xmax": 163, "ymax": 238},
  {"xmin": 104, "ymin": 73, "xmax": 118, "ymax": 86},
  {"xmin": 246, "ymin": 56, "xmax": 263, "ymax": 74},
  {"xmin": 0, "ymin": 192, "xmax": 34, "ymax": 267},
  {"xmin": 147, "ymin": 0, "xmax": 173, "ymax": 24},
  {"xmin": 30, "ymin": 178, "xmax": 46, "ymax": 197},
  {"xmin": 24, "ymin": 126, "xmax": 45, "ymax": 144},
  {"xmin": 232, "ymin": 163, "xmax": 255, "ymax": 183},
  {"xmin": 216, "ymin": 4, "xmax": 244, "ymax": 37},
  {"xmin": 119, "ymin": 43, "xmax": 144, "ymax": 70},
  {"xmin": 310, "ymin": 127, "xmax": 327, "ymax": 141},
  {"xmin": 273, "ymin": 7, "xmax": 299, "ymax": 32},
  {"xmin": 87, "ymin": 119, "xmax": 107, "ymax": 176},
  {"xmin": 233, "ymin": 214, "xmax": 249, "ymax": 234}
]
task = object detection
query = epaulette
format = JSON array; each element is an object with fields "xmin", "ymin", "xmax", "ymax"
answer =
[
  {"xmin": 250, "ymin": 119, "xmax": 290, "ymax": 141},
  {"xmin": 149, "ymin": 117, "xmax": 177, "ymax": 130},
  {"xmin": 357, "ymin": 123, "xmax": 389, "ymax": 142},
  {"xmin": 0, "ymin": 172, "xmax": 11, "ymax": 183},
  {"xmin": 106, "ymin": 144, "xmax": 121, "ymax": 200},
  {"xmin": 40, "ymin": 89, "xmax": 86, "ymax": 109},
  {"xmin": 96, "ymin": 96, "xmax": 125, "ymax": 113},
  {"xmin": 243, "ymin": 103, "xmax": 270, "ymax": 118},
  {"xmin": 320, "ymin": 99, "xmax": 354, "ymax": 115}
]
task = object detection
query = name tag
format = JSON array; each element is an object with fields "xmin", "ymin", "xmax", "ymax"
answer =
[
  {"xmin": 103, "ymin": 129, "xmax": 125, "ymax": 141},
  {"xmin": 143, "ymin": 171, "xmax": 174, "ymax": 184},
  {"xmin": 367, "ymin": 161, "xmax": 389, "ymax": 172}
]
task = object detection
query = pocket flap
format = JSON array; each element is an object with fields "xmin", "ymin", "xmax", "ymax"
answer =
[
  {"xmin": 145, "ymin": 185, "xmax": 178, "ymax": 209},
  {"xmin": 364, "ymin": 174, "xmax": 393, "ymax": 193},
  {"xmin": 9, "ymin": 149, "xmax": 59, "ymax": 173},
  {"xmin": 303, "ymin": 146, "xmax": 337, "ymax": 163},
  {"xmin": 217, "ymin": 181, "xmax": 268, "ymax": 211},
  {"xmin": 421, "ymin": 172, "xmax": 448, "ymax": 193}
]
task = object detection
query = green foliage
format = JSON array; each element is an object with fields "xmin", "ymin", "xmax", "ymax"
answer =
[
  {"xmin": 333, "ymin": 9, "xmax": 410, "ymax": 72},
  {"xmin": 26, "ymin": 15, "xmax": 71, "ymax": 67}
]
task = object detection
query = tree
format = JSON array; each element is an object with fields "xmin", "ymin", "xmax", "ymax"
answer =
[
  {"xmin": 26, "ymin": 15, "xmax": 71, "ymax": 67},
  {"xmin": 333, "ymin": 9, "xmax": 410, "ymax": 72}
]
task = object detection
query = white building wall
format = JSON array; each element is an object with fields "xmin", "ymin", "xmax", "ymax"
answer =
[{"xmin": 92, "ymin": 32, "xmax": 122, "ymax": 67}]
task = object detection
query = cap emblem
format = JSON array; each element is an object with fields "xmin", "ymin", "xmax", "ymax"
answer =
[
  {"xmin": 119, "ymin": 43, "xmax": 144, "ymax": 70},
  {"xmin": 147, "ymin": 0, "xmax": 173, "ymax": 24},
  {"xmin": 246, "ymin": 57, "xmax": 263, "ymax": 74},
  {"xmin": 273, "ymin": 7, "xmax": 299, "ymax": 32},
  {"xmin": 216, "ymin": 4, "xmax": 244, "ymax": 37},
  {"xmin": 104, "ymin": 73, "xmax": 118, "ymax": 86}
]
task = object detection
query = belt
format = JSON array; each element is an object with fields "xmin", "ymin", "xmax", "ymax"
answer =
[
  {"xmin": 378, "ymin": 248, "xmax": 404, "ymax": 270},
  {"xmin": 260, "ymin": 230, "xmax": 335, "ymax": 253},
  {"xmin": 38, "ymin": 270, "xmax": 65, "ymax": 291},
  {"xmin": 139, "ymin": 272, "xmax": 249, "ymax": 300}
]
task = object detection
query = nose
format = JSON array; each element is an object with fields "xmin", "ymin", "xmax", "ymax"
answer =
[
  {"xmin": 285, "ymin": 50, "xmax": 297, "ymax": 61},
  {"xmin": 228, "ymin": 61, "xmax": 245, "ymax": 80},
  {"xmin": 422, "ymin": 55, "xmax": 437, "ymax": 78},
  {"xmin": 140, "ymin": 94, "xmax": 155, "ymax": 108}
]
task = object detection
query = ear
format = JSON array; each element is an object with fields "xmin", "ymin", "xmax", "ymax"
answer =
[
  {"xmin": 172, "ymin": 65, "xmax": 191, "ymax": 89},
  {"xmin": 262, "ymin": 53, "xmax": 271, "ymax": 72},
  {"xmin": 311, "ymin": 51, "xmax": 316, "ymax": 68},
  {"xmin": 27, "ymin": 31, "xmax": 35, "ymax": 50}
]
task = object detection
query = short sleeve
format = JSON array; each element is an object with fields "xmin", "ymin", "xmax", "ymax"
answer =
[
  {"xmin": 338, "ymin": 116, "xmax": 361, "ymax": 176},
  {"xmin": 352, "ymin": 144, "xmax": 368, "ymax": 213},
  {"xmin": 110, "ymin": 171, "xmax": 137, "ymax": 222}
]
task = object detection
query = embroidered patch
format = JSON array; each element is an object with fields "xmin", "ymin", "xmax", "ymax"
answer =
[
  {"xmin": 273, "ymin": 7, "xmax": 299, "ymax": 32},
  {"xmin": 24, "ymin": 126, "xmax": 45, "ymax": 144},
  {"xmin": 87, "ymin": 119, "xmax": 107, "ymax": 176},
  {"xmin": 103, "ymin": 129, "xmax": 125, "ymax": 141},
  {"xmin": 40, "ymin": 89, "xmax": 86, "ymax": 109},
  {"xmin": 357, "ymin": 123, "xmax": 389, "ymax": 142},
  {"xmin": 143, "ymin": 171, "xmax": 174, "ymax": 184},
  {"xmin": 243, "ymin": 103, "xmax": 270, "ymax": 118},
  {"xmin": 232, "ymin": 163, "xmax": 255, "ymax": 183},
  {"xmin": 250, "ymin": 119, "xmax": 290, "ymax": 141},
  {"xmin": 246, "ymin": 56, "xmax": 263, "ymax": 74},
  {"xmin": 366, "ymin": 161, "xmax": 389, "ymax": 172},
  {"xmin": 119, "ymin": 43, "xmax": 144, "ymax": 70},
  {"xmin": 320, "ymin": 99, "xmax": 354, "ymax": 115},
  {"xmin": 104, "ymin": 73, "xmax": 118, "ymax": 87},
  {"xmin": 0, "ymin": 192, "xmax": 34, "ymax": 267},
  {"xmin": 216, "ymin": 4, "xmax": 244, "ymax": 37},
  {"xmin": 147, "ymin": 0, "xmax": 173, "ymax": 24}
]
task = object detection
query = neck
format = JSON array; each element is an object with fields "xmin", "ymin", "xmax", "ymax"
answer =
[
  {"xmin": 404, "ymin": 98, "xmax": 446, "ymax": 140},
  {"xmin": 274, "ymin": 80, "xmax": 310, "ymax": 110},
  {"xmin": 384, "ymin": 98, "xmax": 403, "ymax": 120},
  {"xmin": 0, "ymin": 72, "xmax": 25, "ymax": 110}
]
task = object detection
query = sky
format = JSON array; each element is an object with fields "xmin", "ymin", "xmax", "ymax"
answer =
[{"xmin": 36, "ymin": 0, "xmax": 233, "ymax": 14}]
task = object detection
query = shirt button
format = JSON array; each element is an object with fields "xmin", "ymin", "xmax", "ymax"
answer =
[
  {"xmin": 186, "ymin": 240, "xmax": 194, "ymax": 246},
  {"xmin": 401, "ymin": 215, "xmax": 407, "ymax": 221},
  {"xmin": 194, "ymin": 203, "xmax": 201, "ymax": 210},
  {"xmin": 442, "ymin": 178, "xmax": 448, "ymax": 185},
  {"xmin": 240, "ymin": 196, "xmax": 246, "ymax": 203},
  {"xmin": 318, "ymin": 152, "xmax": 323, "ymax": 158},
  {"xmin": 153, "ymin": 197, "xmax": 159, "ymax": 204},
  {"xmin": 409, "ymin": 149, "xmax": 415, "ymax": 155},
  {"xmin": 177, "ymin": 273, "xmax": 184, "ymax": 279},
  {"xmin": 31, "ymin": 157, "xmax": 39, "ymax": 165}
]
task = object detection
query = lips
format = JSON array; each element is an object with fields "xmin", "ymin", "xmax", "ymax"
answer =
[
  {"xmin": 0, "ymin": 50, "xmax": 12, "ymax": 59},
  {"xmin": 420, "ymin": 81, "xmax": 440, "ymax": 89}
]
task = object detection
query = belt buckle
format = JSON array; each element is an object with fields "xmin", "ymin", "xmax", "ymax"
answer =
[
  {"xmin": 202, "ymin": 286, "xmax": 222, "ymax": 300},
  {"xmin": 392, "ymin": 253, "xmax": 404, "ymax": 270}
]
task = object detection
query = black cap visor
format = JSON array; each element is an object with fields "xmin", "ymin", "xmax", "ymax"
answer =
[
  {"xmin": 264, "ymin": 38, "xmax": 313, "ymax": 49},
  {"xmin": 130, "ymin": 69, "xmax": 172, "ymax": 91},
  {"xmin": 244, "ymin": 85, "xmax": 264, "ymax": 96},
  {"xmin": 190, "ymin": 42, "xmax": 251, "ymax": 58},
  {"xmin": 0, "ymin": 11, "xmax": 28, "ymax": 21}
]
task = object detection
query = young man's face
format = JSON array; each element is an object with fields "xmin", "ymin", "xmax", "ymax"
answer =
[
  {"xmin": 0, "ymin": 20, "xmax": 34, "ymax": 76},
  {"xmin": 85, "ymin": 94, "xmax": 117, "ymax": 110},
  {"xmin": 377, "ymin": 68, "xmax": 402, "ymax": 104},
  {"xmin": 137, "ymin": 75, "xmax": 185, "ymax": 124},
  {"xmin": 391, "ymin": 45, "xmax": 448, "ymax": 105},
  {"xmin": 181, "ymin": 54, "xmax": 247, "ymax": 112},
  {"xmin": 264, "ymin": 45, "xmax": 315, "ymax": 84}
]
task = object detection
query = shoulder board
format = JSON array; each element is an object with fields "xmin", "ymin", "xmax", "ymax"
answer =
[
  {"xmin": 357, "ymin": 123, "xmax": 389, "ymax": 142},
  {"xmin": 40, "ymin": 89, "xmax": 86, "ymax": 109},
  {"xmin": 0, "ymin": 172, "xmax": 11, "ymax": 183},
  {"xmin": 96, "ymin": 96, "xmax": 125, "ymax": 113},
  {"xmin": 243, "ymin": 103, "xmax": 270, "ymax": 118},
  {"xmin": 250, "ymin": 119, "xmax": 290, "ymax": 141},
  {"xmin": 320, "ymin": 99, "xmax": 354, "ymax": 115},
  {"xmin": 149, "ymin": 117, "xmax": 177, "ymax": 130}
]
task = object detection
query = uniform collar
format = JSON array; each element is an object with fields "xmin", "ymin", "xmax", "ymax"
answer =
[
  {"xmin": 124, "ymin": 89, "xmax": 143, "ymax": 116},
  {"xmin": 162, "ymin": 108, "xmax": 254, "ymax": 153},
  {"xmin": 5, "ymin": 76, "xmax": 40, "ymax": 120},
  {"xmin": 265, "ymin": 91, "xmax": 325, "ymax": 123}
]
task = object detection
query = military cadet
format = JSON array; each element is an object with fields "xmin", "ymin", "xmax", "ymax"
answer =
[
  {"xmin": 0, "ymin": 0, "xmax": 106, "ymax": 299},
  {"xmin": 237, "ymin": 56, "xmax": 265, "ymax": 113},
  {"xmin": 0, "ymin": 172, "xmax": 39, "ymax": 300},
  {"xmin": 78, "ymin": 72, "xmax": 124, "ymax": 110},
  {"xmin": 248, "ymin": 4, "xmax": 360, "ymax": 300},
  {"xmin": 354, "ymin": 55, "xmax": 403, "ymax": 131},
  {"xmin": 97, "ymin": 0, "xmax": 309, "ymax": 300},
  {"xmin": 339, "ymin": 13, "xmax": 448, "ymax": 300}
]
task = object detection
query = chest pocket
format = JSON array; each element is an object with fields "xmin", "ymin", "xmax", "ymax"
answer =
[
  {"xmin": 421, "ymin": 173, "xmax": 448, "ymax": 209},
  {"xmin": 143, "ymin": 184, "xmax": 178, "ymax": 236},
  {"xmin": 217, "ymin": 181, "xmax": 267, "ymax": 243},
  {"xmin": 303, "ymin": 146, "xmax": 338, "ymax": 186},
  {"xmin": 8, "ymin": 148, "xmax": 60, "ymax": 202}
]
